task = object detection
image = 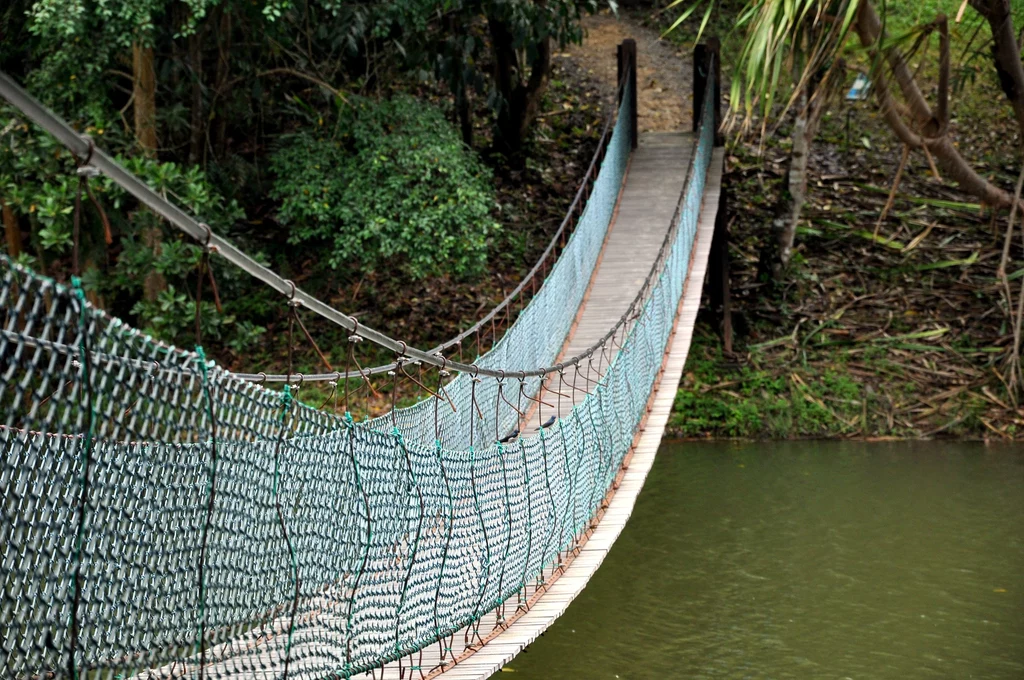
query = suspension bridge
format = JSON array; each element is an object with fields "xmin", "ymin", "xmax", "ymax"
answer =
[{"xmin": 1, "ymin": 38, "xmax": 724, "ymax": 680}]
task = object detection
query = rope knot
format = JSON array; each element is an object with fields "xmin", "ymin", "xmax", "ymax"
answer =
[
  {"xmin": 280, "ymin": 384, "xmax": 294, "ymax": 409},
  {"xmin": 70, "ymin": 276, "xmax": 86, "ymax": 302},
  {"xmin": 195, "ymin": 345, "xmax": 209, "ymax": 378}
]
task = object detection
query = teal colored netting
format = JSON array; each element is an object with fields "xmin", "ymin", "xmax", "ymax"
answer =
[
  {"xmin": 1, "ymin": 74, "xmax": 715, "ymax": 679},
  {"xmin": 385, "ymin": 82, "xmax": 633, "ymax": 452}
]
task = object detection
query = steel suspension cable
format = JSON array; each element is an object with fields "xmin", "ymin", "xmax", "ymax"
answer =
[
  {"xmin": 233, "ymin": 70, "xmax": 630, "ymax": 384},
  {"xmin": 0, "ymin": 60, "xmax": 652, "ymax": 381}
]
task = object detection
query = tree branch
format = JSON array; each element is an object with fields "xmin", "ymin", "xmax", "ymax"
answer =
[
  {"xmin": 856, "ymin": 0, "xmax": 1016, "ymax": 208},
  {"xmin": 970, "ymin": 0, "xmax": 1024, "ymax": 137},
  {"xmin": 256, "ymin": 68, "xmax": 349, "ymax": 103}
]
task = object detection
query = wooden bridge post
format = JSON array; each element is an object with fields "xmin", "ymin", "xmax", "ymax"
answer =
[
  {"xmin": 693, "ymin": 37, "xmax": 723, "ymax": 145},
  {"xmin": 617, "ymin": 39, "xmax": 638, "ymax": 150},
  {"xmin": 709, "ymin": 184, "xmax": 732, "ymax": 352},
  {"xmin": 695, "ymin": 38, "xmax": 732, "ymax": 352}
]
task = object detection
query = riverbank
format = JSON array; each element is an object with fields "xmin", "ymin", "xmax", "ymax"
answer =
[{"xmin": 629, "ymin": 6, "xmax": 1024, "ymax": 441}]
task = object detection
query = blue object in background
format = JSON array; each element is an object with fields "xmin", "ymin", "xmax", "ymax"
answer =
[{"xmin": 847, "ymin": 72, "xmax": 871, "ymax": 101}]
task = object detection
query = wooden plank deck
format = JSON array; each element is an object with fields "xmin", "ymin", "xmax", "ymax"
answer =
[
  {"xmin": 526, "ymin": 132, "xmax": 693, "ymax": 429},
  {"xmin": 433, "ymin": 142, "xmax": 727, "ymax": 680},
  {"xmin": 133, "ymin": 137, "xmax": 723, "ymax": 680}
]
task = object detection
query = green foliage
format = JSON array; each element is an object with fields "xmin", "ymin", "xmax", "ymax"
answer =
[
  {"xmin": 1, "ymin": 113, "xmax": 242, "ymax": 262},
  {"xmin": 1, "ymin": 114, "xmax": 110, "ymax": 265},
  {"xmin": 131, "ymin": 288, "xmax": 229, "ymax": 342},
  {"xmin": 478, "ymin": 0, "xmax": 598, "ymax": 51},
  {"xmin": 0, "ymin": 110, "xmax": 249, "ymax": 348},
  {"xmin": 1, "ymin": 0, "xmax": 600, "ymax": 370},
  {"xmin": 22, "ymin": 0, "xmax": 219, "ymax": 115},
  {"xmin": 271, "ymin": 95, "xmax": 497, "ymax": 280},
  {"xmin": 381, "ymin": 0, "xmax": 603, "ymax": 154},
  {"xmin": 667, "ymin": 0, "xmax": 862, "ymax": 125},
  {"xmin": 670, "ymin": 331, "xmax": 865, "ymax": 438},
  {"xmin": 665, "ymin": 0, "xmax": 1024, "ymax": 126}
]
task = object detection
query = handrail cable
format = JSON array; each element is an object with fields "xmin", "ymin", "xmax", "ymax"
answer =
[
  {"xmin": 0, "ymin": 53, "xmax": 695, "ymax": 381},
  {"xmin": 236, "ymin": 69, "xmax": 629, "ymax": 383}
]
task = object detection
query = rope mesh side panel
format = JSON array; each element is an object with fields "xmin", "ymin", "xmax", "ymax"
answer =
[
  {"xmin": 1, "ymin": 72, "xmax": 715, "ymax": 678},
  {"xmin": 386, "ymin": 81, "xmax": 633, "ymax": 451}
]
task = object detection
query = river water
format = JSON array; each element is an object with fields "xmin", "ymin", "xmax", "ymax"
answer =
[{"xmin": 491, "ymin": 441, "xmax": 1024, "ymax": 679}]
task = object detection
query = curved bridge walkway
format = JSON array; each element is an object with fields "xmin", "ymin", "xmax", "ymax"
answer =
[
  {"xmin": 187, "ymin": 133, "xmax": 723, "ymax": 680},
  {"xmin": 0, "ymin": 37, "xmax": 725, "ymax": 680},
  {"xmin": 425, "ymin": 135, "xmax": 729, "ymax": 675},
  {"xmin": 423, "ymin": 137, "xmax": 725, "ymax": 680},
  {"xmin": 188, "ymin": 133, "xmax": 724, "ymax": 680},
  {"xmin": 137, "ymin": 121, "xmax": 724, "ymax": 680}
]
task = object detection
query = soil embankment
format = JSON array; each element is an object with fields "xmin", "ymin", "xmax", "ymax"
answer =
[{"xmin": 563, "ymin": 13, "xmax": 692, "ymax": 132}]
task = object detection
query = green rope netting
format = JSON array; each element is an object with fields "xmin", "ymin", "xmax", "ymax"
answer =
[{"xmin": 1, "ymin": 76, "xmax": 715, "ymax": 679}]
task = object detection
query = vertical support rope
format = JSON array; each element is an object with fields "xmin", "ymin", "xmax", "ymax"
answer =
[
  {"xmin": 432, "ymin": 436, "xmax": 454, "ymax": 662},
  {"xmin": 536, "ymin": 425, "xmax": 557, "ymax": 590},
  {"xmin": 67, "ymin": 276, "xmax": 95, "ymax": 680},
  {"xmin": 555, "ymin": 372, "xmax": 576, "ymax": 568},
  {"xmin": 194, "ymin": 345, "xmax": 218, "ymax": 680},
  {"xmin": 272, "ymin": 292, "xmax": 303, "ymax": 679},
  {"xmin": 569, "ymin": 366, "xmax": 594, "ymax": 544},
  {"xmin": 493, "ymin": 438, "xmax": 513, "ymax": 628},
  {"xmin": 274, "ymin": 381, "xmax": 300, "ymax": 678},
  {"xmin": 432, "ymin": 359, "xmax": 456, "ymax": 665},
  {"xmin": 343, "ymin": 412, "xmax": 372, "ymax": 679},
  {"xmin": 516, "ymin": 436, "xmax": 533, "ymax": 611},
  {"xmin": 71, "ymin": 176, "xmax": 83, "ymax": 277},
  {"xmin": 393, "ymin": 423, "xmax": 424, "ymax": 674},
  {"xmin": 465, "ymin": 373, "xmax": 490, "ymax": 649},
  {"xmin": 195, "ymin": 249, "xmax": 208, "ymax": 346}
]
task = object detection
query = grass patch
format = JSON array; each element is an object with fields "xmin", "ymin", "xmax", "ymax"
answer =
[{"xmin": 671, "ymin": 328, "xmax": 868, "ymax": 438}]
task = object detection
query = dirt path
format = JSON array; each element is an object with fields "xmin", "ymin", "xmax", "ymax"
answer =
[{"xmin": 561, "ymin": 12, "xmax": 693, "ymax": 133}]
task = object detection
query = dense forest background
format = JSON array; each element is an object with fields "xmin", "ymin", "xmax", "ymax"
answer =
[
  {"xmin": 5, "ymin": 0, "xmax": 1024, "ymax": 438},
  {"xmin": 0, "ymin": 0, "xmax": 613, "ymax": 411}
]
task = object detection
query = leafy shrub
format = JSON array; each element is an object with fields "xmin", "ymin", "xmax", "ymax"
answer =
[
  {"xmin": 0, "ymin": 111, "xmax": 251, "ymax": 349},
  {"xmin": 270, "ymin": 95, "xmax": 498, "ymax": 280}
]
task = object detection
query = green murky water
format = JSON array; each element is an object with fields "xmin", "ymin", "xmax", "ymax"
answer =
[{"xmin": 492, "ymin": 441, "xmax": 1024, "ymax": 679}]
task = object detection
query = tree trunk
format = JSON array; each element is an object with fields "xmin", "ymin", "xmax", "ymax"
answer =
[
  {"xmin": 188, "ymin": 27, "xmax": 205, "ymax": 165},
  {"xmin": 444, "ymin": 13, "xmax": 474, "ymax": 149},
  {"xmin": 132, "ymin": 43, "xmax": 158, "ymax": 154},
  {"xmin": 855, "ymin": 0, "xmax": 1016, "ymax": 208},
  {"xmin": 488, "ymin": 15, "xmax": 551, "ymax": 161},
  {"xmin": 133, "ymin": 42, "xmax": 165, "ymax": 301},
  {"xmin": 970, "ymin": 0, "xmax": 1024, "ymax": 139},
  {"xmin": 458, "ymin": 85, "xmax": 473, "ymax": 148},
  {"xmin": 775, "ymin": 87, "xmax": 827, "ymax": 270},
  {"xmin": 2, "ymin": 199, "xmax": 20, "ymax": 258},
  {"xmin": 213, "ymin": 8, "xmax": 232, "ymax": 159}
]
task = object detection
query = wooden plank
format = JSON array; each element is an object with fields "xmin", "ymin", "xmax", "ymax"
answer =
[
  {"xmin": 136, "ymin": 137, "xmax": 722, "ymax": 680},
  {"xmin": 525, "ymin": 132, "xmax": 694, "ymax": 432},
  {"xmin": 427, "ymin": 144, "xmax": 726, "ymax": 680}
]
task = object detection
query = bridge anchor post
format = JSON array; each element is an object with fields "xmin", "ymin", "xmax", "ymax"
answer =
[
  {"xmin": 695, "ymin": 38, "xmax": 732, "ymax": 352},
  {"xmin": 693, "ymin": 37, "xmax": 723, "ymax": 145}
]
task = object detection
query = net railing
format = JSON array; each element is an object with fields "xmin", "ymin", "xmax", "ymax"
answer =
[
  {"xmin": 384, "ymin": 80, "xmax": 632, "ymax": 451},
  {"xmin": 236, "ymin": 71, "xmax": 631, "ymax": 387},
  {"xmin": 1, "ymin": 58, "xmax": 715, "ymax": 679}
]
